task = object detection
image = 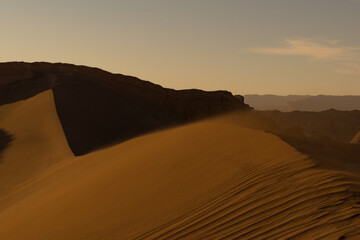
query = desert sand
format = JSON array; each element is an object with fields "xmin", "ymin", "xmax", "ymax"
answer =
[
  {"xmin": 352, "ymin": 131, "xmax": 360, "ymax": 144},
  {"xmin": 0, "ymin": 90, "xmax": 73, "ymax": 199},
  {"xmin": 0, "ymin": 91, "xmax": 359, "ymax": 239}
]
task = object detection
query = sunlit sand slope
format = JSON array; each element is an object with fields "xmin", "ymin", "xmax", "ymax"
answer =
[
  {"xmin": 0, "ymin": 90, "xmax": 73, "ymax": 198},
  {"xmin": 0, "ymin": 118, "xmax": 359, "ymax": 239},
  {"xmin": 351, "ymin": 131, "xmax": 360, "ymax": 144}
]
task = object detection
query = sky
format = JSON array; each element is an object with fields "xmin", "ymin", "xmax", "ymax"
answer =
[{"xmin": 1, "ymin": 0, "xmax": 360, "ymax": 95}]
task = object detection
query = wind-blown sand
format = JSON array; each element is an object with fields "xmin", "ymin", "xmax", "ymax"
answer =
[{"xmin": 0, "ymin": 91, "xmax": 359, "ymax": 239}]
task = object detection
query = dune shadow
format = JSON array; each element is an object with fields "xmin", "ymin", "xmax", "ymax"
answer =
[
  {"xmin": 225, "ymin": 111, "xmax": 360, "ymax": 175},
  {"xmin": 274, "ymin": 134, "xmax": 360, "ymax": 174},
  {"xmin": 0, "ymin": 129, "xmax": 12, "ymax": 163}
]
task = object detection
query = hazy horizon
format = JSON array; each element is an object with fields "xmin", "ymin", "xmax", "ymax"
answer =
[{"xmin": 1, "ymin": 0, "xmax": 360, "ymax": 95}]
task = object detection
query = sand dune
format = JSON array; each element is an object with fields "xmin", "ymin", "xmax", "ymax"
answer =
[
  {"xmin": 352, "ymin": 131, "xmax": 360, "ymax": 144},
  {"xmin": 0, "ymin": 90, "xmax": 73, "ymax": 199},
  {"xmin": 0, "ymin": 111, "xmax": 359, "ymax": 239}
]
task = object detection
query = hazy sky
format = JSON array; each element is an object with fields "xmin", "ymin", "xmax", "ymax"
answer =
[{"xmin": 1, "ymin": 0, "xmax": 360, "ymax": 95}]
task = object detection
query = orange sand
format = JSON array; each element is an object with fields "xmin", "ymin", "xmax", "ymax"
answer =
[
  {"xmin": 0, "ymin": 91, "xmax": 359, "ymax": 239},
  {"xmin": 0, "ymin": 90, "xmax": 73, "ymax": 198},
  {"xmin": 351, "ymin": 131, "xmax": 360, "ymax": 144}
]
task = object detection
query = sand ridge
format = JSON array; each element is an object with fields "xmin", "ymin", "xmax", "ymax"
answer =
[
  {"xmin": 0, "ymin": 90, "xmax": 73, "ymax": 199},
  {"xmin": 0, "ymin": 108, "xmax": 359, "ymax": 239}
]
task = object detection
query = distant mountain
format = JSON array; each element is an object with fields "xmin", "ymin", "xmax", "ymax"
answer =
[
  {"xmin": 244, "ymin": 94, "xmax": 360, "ymax": 111},
  {"xmin": 0, "ymin": 62, "xmax": 249, "ymax": 155},
  {"xmin": 242, "ymin": 95, "xmax": 310, "ymax": 111}
]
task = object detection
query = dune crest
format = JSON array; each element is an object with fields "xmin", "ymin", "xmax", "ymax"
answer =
[
  {"xmin": 0, "ymin": 90, "xmax": 73, "ymax": 198},
  {"xmin": 0, "ymin": 116, "xmax": 359, "ymax": 239}
]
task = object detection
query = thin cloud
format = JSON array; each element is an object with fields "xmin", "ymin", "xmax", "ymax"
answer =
[{"xmin": 250, "ymin": 39, "xmax": 360, "ymax": 74}]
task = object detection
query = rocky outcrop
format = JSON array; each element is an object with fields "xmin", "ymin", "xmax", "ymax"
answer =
[{"xmin": 0, "ymin": 62, "xmax": 249, "ymax": 155}]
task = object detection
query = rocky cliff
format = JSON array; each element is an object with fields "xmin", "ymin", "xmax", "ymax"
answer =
[{"xmin": 0, "ymin": 62, "xmax": 249, "ymax": 155}]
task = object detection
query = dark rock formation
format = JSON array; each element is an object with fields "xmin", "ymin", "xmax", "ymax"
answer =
[
  {"xmin": 0, "ymin": 62, "xmax": 249, "ymax": 155},
  {"xmin": 236, "ymin": 111, "xmax": 360, "ymax": 174}
]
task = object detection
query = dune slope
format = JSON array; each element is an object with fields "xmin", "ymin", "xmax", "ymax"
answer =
[
  {"xmin": 352, "ymin": 131, "xmax": 360, "ymax": 144},
  {"xmin": 0, "ymin": 117, "xmax": 359, "ymax": 239},
  {"xmin": 0, "ymin": 90, "xmax": 73, "ymax": 198}
]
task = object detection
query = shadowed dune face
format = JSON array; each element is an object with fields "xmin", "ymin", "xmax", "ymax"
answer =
[
  {"xmin": 209, "ymin": 112, "xmax": 360, "ymax": 175},
  {"xmin": 0, "ymin": 115, "xmax": 359, "ymax": 239},
  {"xmin": 0, "ymin": 129, "xmax": 12, "ymax": 162},
  {"xmin": 276, "ymin": 134, "xmax": 360, "ymax": 175},
  {"xmin": 0, "ymin": 62, "xmax": 249, "ymax": 155},
  {"xmin": 260, "ymin": 110, "xmax": 360, "ymax": 143},
  {"xmin": 247, "ymin": 110, "xmax": 360, "ymax": 174}
]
